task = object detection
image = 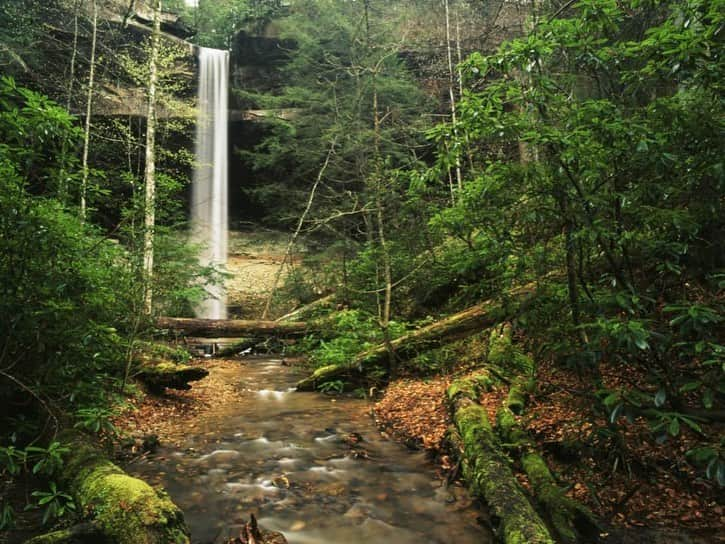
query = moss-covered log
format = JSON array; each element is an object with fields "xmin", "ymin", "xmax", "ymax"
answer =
[
  {"xmin": 446, "ymin": 376, "xmax": 554, "ymax": 544},
  {"xmin": 521, "ymin": 452, "xmax": 599, "ymax": 543},
  {"xmin": 449, "ymin": 396, "xmax": 554, "ymax": 544},
  {"xmin": 297, "ymin": 285, "xmax": 539, "ymax": 390},
  {"xmin": 25, "ymin": 430, "xmax": 190, "ymax": 544},
  {"xmin": 493, "ymin": 389, "xmax": 600, "ymax": 542},
  {"xmin": 275, "ymin": 294, "xmax": 335, "ymax": 322},
  {"xmin": 156, "ymin": 317, "xmax": 309, "ymax": 338},
  {"xmin": 137, "ymin": 361, "xmax": 209, "ymax": 393},
  {"xmin": 24, "ymin": 523, "xmax": 102, "ymax": 544}
]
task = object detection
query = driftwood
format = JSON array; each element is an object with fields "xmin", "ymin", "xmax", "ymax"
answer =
[
  {"xmin": 156, "ymin": 317, "xmax": 308, "ymax": 338},
  {"xmin": 24, "ymin": 430, "xmax": 189, "ymax": 544},
  {"xmin": 226, "ymin": 514, "xmax": 288, "ymax": 544},
  {"xmin": 297, "ymin": 284, "xmax": 539, "ymax": 390}
]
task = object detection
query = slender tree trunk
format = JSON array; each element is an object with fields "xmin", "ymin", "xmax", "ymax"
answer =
[
  {"xmin": 80, "ymin": 0, "xmax": 98, "ymax": 221},
  {"xmin": 58, "ymin": 0, "xmax": 81, "ymax": 202},
  {"xmin": 66, "ymin": 0, "xmax": 80, "ymax": 112},
  {"xmin": 444, "ymin": 0, "xmax": 462, "ymax": 196},
  {"xmin": 261, "ymin": 138, "xmax": 337, "ymax": 319},
  {"xmin": 142, "ymin": 0, "xmax": 162, "ymax": 315},
  {"xmin": 365, "ymin": 0, "xmax": 395, "ymax": 377}
]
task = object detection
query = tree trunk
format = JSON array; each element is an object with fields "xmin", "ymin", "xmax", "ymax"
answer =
[
  {"xmin": 25, "ymin": 430, "xmax": 189, "ymax": 544},
  {"xmin": 156, "ymin": 317, "xmax": 309, "ymax": 338},
  {"xmin": 261, "ymin": 138, "xmax": 337, "ymax": 320},
  {"xmin": 297, "ymin": 283, "xmax": 540, "ymax": 390},
  {"xmin": 142, "ymin": 0, "xmax": 161, "ymax": 315},
  {"xmin": 79, "ymin": 0, "xmax": 98, "ymax": 221},
  {"xmin": 447, "ymin": 380, "xmax": 554, "ymax": 544},
  {"xmin": 137, "ymin": 361, "xmax": 209, "ymax": 393},
  {"xmin": 444, "ymin": 0, "xmax": 463, "ymax": 195}
]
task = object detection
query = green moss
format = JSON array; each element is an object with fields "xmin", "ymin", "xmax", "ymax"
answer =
[
  {"xmin": 507, "ymin": 383, "xmax": 527, "ymax": 415},
  {"xmin": 446, "ymin": 372, "xmax": 494, "ymax": 403},
  {"xmin": 451, "ymin": 399, "xmax": 554, "ymax": 544},
  {"xmin": 488, "ymin": 324, "xmax": 535, "ymax": 376},
  {"xmin": 57, "ymin": 431, "xmax": 190, "ymax": 544},
  {"xmin": 24, "ymin": 525, "xmax": 97, "ymax": 544},
  {"xmin": 522, "ymin": 452, "xmax": 598, "ymax": 543}
]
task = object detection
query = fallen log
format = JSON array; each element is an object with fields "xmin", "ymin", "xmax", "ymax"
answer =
[
  {"xmin": 275, "ymin": 294, "xmax": 336, "ymax": 322},
  {"xmin": 446, "ymin": 377, "xmax": 554, "ymax": 544},
  {"xmin": 489, "ymin": 330, "xmax": 600, "ymax": 543},
  {"xmin": 24, "ymin": 523, "xmax": 102, "ymax": 544},
  {"xmin": 297, "ymin": 284, "xmax": 539, "ymax": 390},
  {"xmin": 25, "ymin": 430, "xmax": 189, "ymax": 544},
  {"xmin": 137, "ymin": 361, "xmax": 209, "ymax": 393},
  {"xmin": 156, "ymin": 317, "xmax": 309, "ymax": 338}
]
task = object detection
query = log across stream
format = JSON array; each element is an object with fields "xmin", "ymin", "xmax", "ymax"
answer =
[{"xmin": 128, "ymin": 358, "xmax": 492, "ymax": 544}]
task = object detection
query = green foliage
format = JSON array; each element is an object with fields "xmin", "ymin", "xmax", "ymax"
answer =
[
  {"xmin": 25, "ymin": 442, "xmax": 70, "ymax": 477},
  {"xmin": 0, "ymin": 441, "xmax": 69, "ymax": 479},
  {"xmin": 30, "ymin": 482, "xmax": 76, "ymax": 525},
  {"xmin": 317, "ymin": 380, "xmax": 345, "ymax": 395},
  {"xmin": 73, "ymin": 407, "xmax": 118, "ymax": 437},
  {"xmin": 0, "ymin": 501, "xmax": 15, "ymax": 531},
  {"xmin": 0, "ymin": 445, "xmax": 24, "ymax": 477},
  {"xmin": 687, "ymin": 442, "xmax": 725, "ymax": 487},
  {"xmin": 302, "ymin": 310, "xmax": 407, "ymax": 369}
]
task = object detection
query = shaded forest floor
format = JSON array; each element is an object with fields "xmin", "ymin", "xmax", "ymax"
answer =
[{"xmin": 373, "ymin": 364, "xmax": 724, "ymax": 543}]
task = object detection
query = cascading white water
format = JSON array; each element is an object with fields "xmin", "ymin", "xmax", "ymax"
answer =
[{"xmin": 192, "ymin": 47, "xmax": 229, "ymax": 319}]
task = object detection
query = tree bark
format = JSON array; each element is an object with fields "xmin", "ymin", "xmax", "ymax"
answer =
[
  {"xmin": 79, "ymin": 0, "xmax": 98, "ymax": 221},
  {"xmin": 156, "ymin": 317, "xmax": 309, "ymax": 338},
  {"xmin": 444, "ymin": 0, "xmax": 463, "ymax": 195},
  {"xmin": 142, "ymin": 0, "xmax": 161, "ymax": 315}
]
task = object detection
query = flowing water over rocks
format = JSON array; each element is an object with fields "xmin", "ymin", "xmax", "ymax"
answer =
[{"xmin": 128, "ymin": 358, "xmax": 492, "ymax": 544}]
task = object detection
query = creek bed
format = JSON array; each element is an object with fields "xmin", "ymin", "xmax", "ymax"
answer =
[{"xmin": 128, "ymin": 358, "xmax": 492, "ymax": 544}]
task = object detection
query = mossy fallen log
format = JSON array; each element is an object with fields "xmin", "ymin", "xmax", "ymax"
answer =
[
  {"xmin": 275, "ymin": 294, "xmax": 336, "ymax": 322},
  {"xmin": 297, "ymin": 285, "xmax": 539, "ymax": 390},
  {"xmin": 521, "ymin": 452, "xmax": 599, "ymax": 543},
  {"xmin": 156, "ymin": 317, "xmax": 309, "ymax": 338},
  {"xmin": 25, "ymin": 430, "xmax": 190, "ymax": 544},
  {"xmin": 447, "ymin": 391, "xmax": 554, "ymax": 544},
  {"xmin": 137, "ymin": 361, "xmax": 209, "ymax": 393},
  {"xmin": 493, "ymin": 372, "xmax": 600, "ymax": 542},
  {"xmin": 24, "ymin": 523, "xmax": 102, "ymax": 544},
  {"xmin": 447, "ymin": 375, "xmax": 553, "ymax": 543}
]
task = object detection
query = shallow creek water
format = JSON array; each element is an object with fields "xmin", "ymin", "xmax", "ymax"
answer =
[{"xmin": 129, "ymin": 358, "xmax": 492, "ymax": 544}]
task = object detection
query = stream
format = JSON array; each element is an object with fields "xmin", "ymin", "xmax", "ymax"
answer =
[{"xmin": 128, "ymin": 357, "xmax": 492, "ymax": 544}]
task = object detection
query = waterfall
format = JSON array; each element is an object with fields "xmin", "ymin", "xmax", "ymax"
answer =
[{"xmin": 192, "ymin": 47, "xmax": 229, "ymax": 319}]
